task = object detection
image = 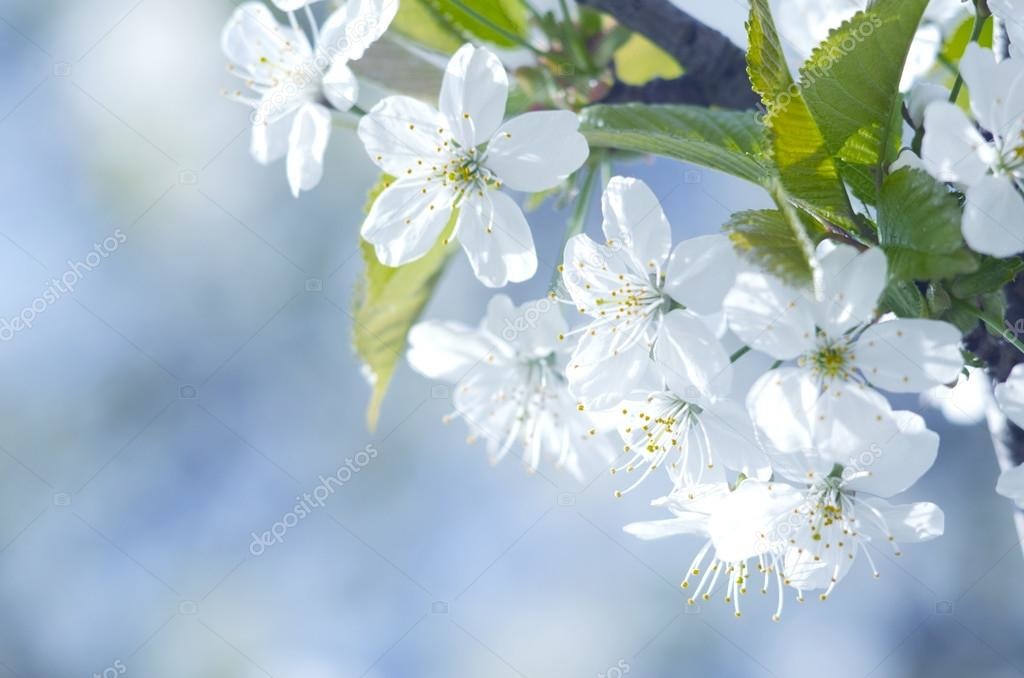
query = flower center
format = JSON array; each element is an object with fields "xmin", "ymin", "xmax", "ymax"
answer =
[
  {"xmin": 438, "ymin": 149, "xmax": 501, "ymax": 199},
  {"xmin": 613, "ymin": 395, "xmax": 710, "ymax": 497},
  {"xmin": 800, "ymin": 337, "xmax": 854, "ymax": 382}
]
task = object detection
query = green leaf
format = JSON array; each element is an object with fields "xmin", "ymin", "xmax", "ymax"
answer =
[
  {"xmin": 390, "ymin": 0, "xmax": 464, "ymax": 53},
  {"xmin": 877, "ymin": 168, "xmax": 978, "ymax": 281},
  {"xmin": 746, "ymin": 0, "xmax": 855, "ymax": 230},
  {"xmin": 726, "ymin": 208, "xmax": 816, "ymax": 285},
  {"xmin": 950, "ymin": 256, "xmax": 1024, "ymax": 298},
  {"xmin": 880, "ymin": 279, "xmax": 927, "ymax": 318},
  {"xmin": 391, "ymin": 0, "xmax": 529, "ymax": 51},
  {"xmin": 579, "ymin": 104, "xmax": 770, "ymax": 185},
  {"xmin": 746, "ymin": 0, "xmax": 794, "ymax": 108},
  {"xmin": 798, "ymin": 0, "xmax": 930, "ymax": 203},
  {"xmin": 612, "ymin": 33, "xmax": 684, "ymax": 86},
  {"xmin": 725, "ymin": 179, "xmax": 826, "ymax": 288},
  {"xmin": 354, "ymin": 176, "xmax": 457, "ymax": 430}
]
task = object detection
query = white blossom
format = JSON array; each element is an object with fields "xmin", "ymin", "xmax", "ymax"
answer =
[
  {"xmin": 724, "ymin": 242, "xmax": 963, "ymax": 457},
  {"xmin": 222, "ymin": 0, "xmax": 397, "ymax": 196},
  {"xmin": 560, "ymin": 177, "xmax": 739, "ymax": 410},
  {"xmin": 921, "ymin": 45, "xmax": 1024, "ymax": 257},
  {"xmin": 407, "ymin": 295, "xmax": 615, "ymax": 477},
  {"xmin": 358, "ymin": 43, "xmax": 589, "ymax": 287}
]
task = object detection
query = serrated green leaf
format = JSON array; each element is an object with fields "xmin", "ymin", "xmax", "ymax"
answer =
[
  {"xmin": 877, "ymin": 168, "xmax": 978, "ymax": 281},
  {"xmin": 613, "ymin": 33, "xmax": 684, "ymax": 86},
  {"xmin": 746, "ymin": 0, "xmax": 794, "ymax": 108},
  {"xmin": 798, "ymin": 0, "xmax": 929, "ymax": 203},
  {"xmin": 579, "ymin": 104, "xmax": 770, "ymax": 185},
  {"xmin": 746, "ymin": 0, "xmax": 855, "ymax": 230},
  {"xmin": 949, "ymin": 256, "xmax": 1024, "ymax": 298},
  {"xmin": 725, "ymin": 178, "xmax": 826, "ymax": 289},
  {"xmin": 726, "ymin": 208, "xmax": 815, "ymax": 285},
  {"xmin": 354, "ymin": 176, "xmax": 457, "ymax": 430},
  {"xmin": 880, "ymin": 279, "xmax": 927, "ymax": 318}
]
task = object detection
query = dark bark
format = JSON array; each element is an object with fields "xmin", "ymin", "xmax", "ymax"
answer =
[{"xmin": 578, "ymin": 0, "xmax": 759, "ymax": 109}]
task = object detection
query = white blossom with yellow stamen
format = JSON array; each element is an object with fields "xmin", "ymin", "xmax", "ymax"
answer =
[
  {"xmin": 560, "ymin": 176, "xmax": 740, "ymax": 410},
  {"xmin": 221, "ymin": 0, "xmax": 397, "ymax": 196},
  {"xmin": 358, "ymin": 43, "xmax": 589, "ymax": 287},
  {"xmin": 407, "ymin": 295, "xmax": 615, "ymax": 477},
  {"xmin": 725, "ymin": 241, "xmax": 963, "ymax": 458}
]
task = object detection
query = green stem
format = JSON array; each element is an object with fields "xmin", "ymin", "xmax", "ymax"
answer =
[
  {"xmin": 729, "ymin": 345, "xmax": 752, "ymax": 363},
  {"xmin": 550, "ymin": 167, "xmax": 599, "ymax": 288},
  {"xmin": 949, "ymin": 14, "xmax": 989, "ymax": 103},
  {"xmin": 447, "ymin": 0, "xmax": 547, "ymax": 57},
  {"xmin": 954, "ymin": 299, "xmax": 1024, "ymax": 356}
]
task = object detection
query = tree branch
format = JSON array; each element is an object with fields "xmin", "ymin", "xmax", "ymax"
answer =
[{"xmin": 578, "ymin": 0, "xmax": 758, "ymax": 109}]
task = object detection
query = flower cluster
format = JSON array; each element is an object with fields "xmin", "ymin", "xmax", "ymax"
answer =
[
  {"xmin": 217, "ymin": 0, "xmax": 1024, "ymax": 621},
  {"xmin": 413, "ymin": 176, "xmax": 955, "ymax": 616}
]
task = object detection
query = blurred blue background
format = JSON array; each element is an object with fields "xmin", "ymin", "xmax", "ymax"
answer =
[{"xmin": 0, "ymin": 1, "xmax": 1022, "ymax": 676}]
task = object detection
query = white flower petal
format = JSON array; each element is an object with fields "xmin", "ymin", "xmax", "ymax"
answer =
[
  {"xmin": 439, "ymin": 43, "xmax": 508, "ymax": 147},
  {"xmin": 318, "ymin": 0, "xmax": 398, "ymax": 63},
  {"xmin": 456, "ymin": 192, "xmax": 537, "ymax": 288},
  {"xmin": 995, "ymin": 364, "xmax": 1024, "ymax": 430},
  {"xmin": 272, "ymin": 0, "xmax": 324, "ymax": 10},
  {"xmin": 959, "ymin": 43, "xmax": 1024, "ymax": 135},
  {"xmin": 322, "ymin": 60, "xmax": 359, "ymax": 112},
  {"xmin": 250, "ymin": 110, "xmax": 292, "ymax": 165},
  {"xmin": 361, "ymin": 178, "xmax": 454, "ymax": 266},
  {"xmin": 567, "ymin": 338, "xmax": 654, "ymax": 410},
  {"xmin": 748, "ymin": 368, "xmax": 896, "ymax": 471},
  {"xmin": 854, "ymin": 318, "xmax": 964, "ymax": 393},
  {"xmin": 598, "ymin": 177, "xmax": 672, "ymax": 269},
  {"xmin": 842, "ymin": 409, "xmax": 938, "ymax": 498},
  {"xmin": 663, "ymin": 234, "xmax": 738, "ymax": 315},
  {"xmin": 485, "ymin": 110, "xmax": 589, "ymax": 193},
  {"xmin": 222, "ymin": 3, "xmax": 309, "ymax": 70},
  {"xmin": 407, "ymin": 320, "xmax": 497, "ymax": 381},
  {"xmin": 623, "ymin": 514, "xmax": 709, "ymax": 540},
  {"xmin": 859, "ymin": 498, "xmax": 944, "ymax": 543},
  {"xmin": 286, "ymin": 103, "xmax": 332, "ymax": 197},
  {"xmin": 481, "ymin": 296, "xmax": 566, "ymax": 358},
  {"xmin": 708, "ymin": 480, "xmax": 803, "ymax": 563},
  {"xmin": 723, "ymin": 271, "xmax": 816, "ymax": 360},
  {"xmin": 654, "ymin": 309, "xmax": 732, "ymax": 400},
  {"xmin": 963, "ymin": 175, "xmax": 1024, "ymax": 258},
  {"xmin": 561, "ymin": 234, "xmax": 642, "ymax": 315},
  {"xmin": 996, "ymin": 463, "xmax": 1024, "ymax": 509},
  {"xmin": 921, "ymin": 101, "xmax": 992, "ymax": 187},
  {"xmin": 699, "ymin": 399, "xmax": 771, "ymax": 481},
  {"xmin": 358, "ymin": 95, "xmax": 449, "ymax": 178},
  {"xmin": 814, "ymin": 243, "xmax": 887, "ymax": 336}
]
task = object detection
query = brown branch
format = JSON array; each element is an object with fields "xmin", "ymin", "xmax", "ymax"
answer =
[{"xmin": 578, "ymin": 0, "xmax": 758, "ymax": 109}]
